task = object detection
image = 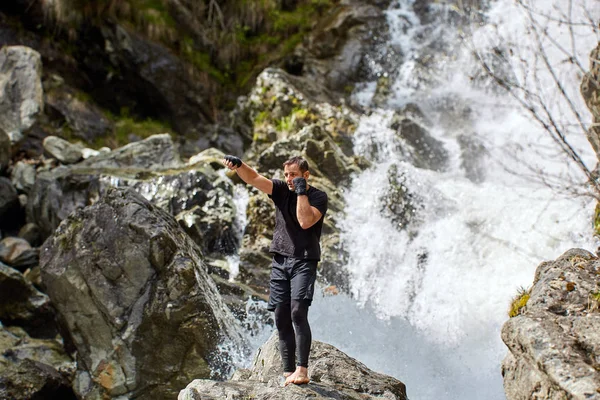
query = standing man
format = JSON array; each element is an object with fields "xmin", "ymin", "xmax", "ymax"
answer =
[{"xmin": 222, "ymin": 155, "xmax": 328, "ymax": 386}]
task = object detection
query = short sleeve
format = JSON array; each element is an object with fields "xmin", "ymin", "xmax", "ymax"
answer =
[
  {"xmin": 309, "ymin": 191, "xmax": 328, "ymax": 215},
  {"xmin": 269, "ymin": 179, "xmax": 288, "ymax": 204}
]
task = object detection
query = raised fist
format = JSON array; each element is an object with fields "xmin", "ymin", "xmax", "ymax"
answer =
[
  {"xmin": 292, "ymin": 177, "xmax": 307, "ymax": 195},
  {"xmin": 223, "ymin": 155, "xmax": 242, "ymax": 169}
]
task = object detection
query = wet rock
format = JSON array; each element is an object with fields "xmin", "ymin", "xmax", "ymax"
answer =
[
  {"xmin": 0, "ymin": 46, "xmax": 43, "ymax": 143},
  {"xmin": 42, "ymin": 136, "xmax": 83, "ymax": 164},
  {"xmin": 502, "ymin": 249, "xmax": 600, "ymax": 400},
  {"xmin": 457, "ymin": 134, "xmax": 487, "ymax": 183},
  {"xmin": 180, "ymin": 332, "xmax": 408, "ymax": 399},
  {"xmin": 389, "ymin": 111, "xmax": 448, "ymax": 172},
  {"xmin": 40, "ymin": 187, "xmax": 247, "ymax": 400},
  {"xmin": 380, "ymin": 163, "xmax": 424, "ymax": 233},
  {"xmin": 0, "ymin": 262, "xmax": 56, "ymax": 338},
  {"xmin": 10, "ymin": 161, "xmax": 36, "ymax": 193}
]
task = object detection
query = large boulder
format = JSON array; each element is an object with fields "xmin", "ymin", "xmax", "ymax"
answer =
[
  {"xmin": 0, "ymin": 46, "xmax": 44, "ymax": 143},
  {"xmin": 501, "ymin": 249, "xmax": 600, "ymax": 400},
  {"xmin": 40, "ymin": 187, "xmax": 247, "ymax": 400},
  {"xmin": 179, "ymin": 332, "xmax": 408, "ymax": 399}
]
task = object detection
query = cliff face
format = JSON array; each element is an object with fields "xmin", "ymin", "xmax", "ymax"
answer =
[{"xmin": 501, "ymin": 249, "xmax": 600, "ymax": 400}]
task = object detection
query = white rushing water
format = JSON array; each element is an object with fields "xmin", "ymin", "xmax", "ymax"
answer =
[{"xmin": 309, "ymin": 1, "xmax": 600, "ymax": 399}]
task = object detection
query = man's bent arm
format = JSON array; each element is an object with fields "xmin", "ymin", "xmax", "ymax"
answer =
[
  {"xmin": 232, "ymin": 162, "xmax": 273, "ymax": 195},
  {"xmin": 296, "ymin": 195, "xmax": 322, "ymax": 229}
]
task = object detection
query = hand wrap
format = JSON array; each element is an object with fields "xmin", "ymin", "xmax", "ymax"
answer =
[
  {"xmin": 224, "ymin": 155, "xmax": 242, "ymax": 168},
  {"xmin": 292, "ymin": 177, "xmax": 307, "ymax": 195}
]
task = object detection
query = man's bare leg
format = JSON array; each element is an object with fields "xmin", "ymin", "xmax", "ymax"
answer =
[{"xmin": 284, "ymin": 366, "xmax": 309, "ymax": 385}]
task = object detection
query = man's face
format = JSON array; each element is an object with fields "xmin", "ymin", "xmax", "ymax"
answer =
[{"xmin": 284, "ymin": 164, "xmax": 308, "ymax": 191}]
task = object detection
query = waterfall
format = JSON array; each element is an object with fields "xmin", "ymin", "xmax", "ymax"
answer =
[{"xmin": 309, "ymin": 0, "xmax": 600, "ymax": 399}]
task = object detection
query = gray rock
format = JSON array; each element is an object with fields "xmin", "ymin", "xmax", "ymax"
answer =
[
  {"xmin": 10, "ymin": 161, "xmax": 36, "ymax": 193},
  {"xmin": 79, "ymin": 133, "xmax": 181, "ymax": 169},
  {"xmin": 40, "ymin": 187, "xmax": 247, "ymax": 400},
  {"xmin": 27, "ymin": 162, "xmax": 237, "ymax": 255},
  {"xmin": 44, "ymin": 85, "xmax": 113, "ymax": 144},
  {"xmin": 389, "ymin": 111, "xmax": 448, "ymax": 172},
  {"xmin": 502, "ymin": 249, "xmax": 600, "ymax": 400},
  {"xmin": 0, "ymin": 46, "xmax": 44, "ymax": 143},
  {"xmin": 0, "ymin": 262, "xmax": 55, "ymax": 338},
  {"xmin": 42, "ymin": 136, "xmax": 83, "ymax": 164},
  {"xmin": 179, "ymin": 332, "xmax": 407, "ymax": 399},
  {"xmin": 0, "ymin": 237, "xmax": 38, "ymax": 272}
]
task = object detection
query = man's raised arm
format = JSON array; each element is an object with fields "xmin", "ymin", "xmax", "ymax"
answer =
[{"xmin": 222, "ymin": 155, "xmax": 273, "ymax": 195}]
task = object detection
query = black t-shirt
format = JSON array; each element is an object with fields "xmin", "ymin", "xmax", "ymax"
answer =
[{"xmin": 269, "ymin": 179, "xmax": 328, "ymax": 260}]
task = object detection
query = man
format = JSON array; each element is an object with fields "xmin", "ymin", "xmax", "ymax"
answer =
[{"xmin": 222, "ymin": 155, "xmax": 328, "ymax": 386}]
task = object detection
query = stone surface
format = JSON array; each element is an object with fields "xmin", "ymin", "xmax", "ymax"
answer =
[
  {"xmin": 0, "ymin": 262, "xmax": 56, "ymax": 338},
  {"xmin": 0, "ymin": 237, "xmax": 38, "ymax": 271},
  {"xmin": 10, "ymin": 161, "xmax": 36, "ymax": 193},
  {"xmin": 44, "ymin": 85, "xmax": 113, "ymax": 144},
  {"xmin": 42, "ymin": 136, "xmax": 84, "ymax": 164},
  {"xmin": 40, "ymin": 187, "xmax": 247, "ymax": 400},
  {"xmin": 78, "ymin": 133, "xmax": 181, "ymax": 169},
  {"xmin": 179, "ymin": 332, "xmax": 407, "ymax": 400},
  {"xmin": 502, "ymin": 248, "xmax": 600, "ymax": 400},
  {"xmin": 0, "ymin": 46, "xmax": 43, "ymax": 142}
]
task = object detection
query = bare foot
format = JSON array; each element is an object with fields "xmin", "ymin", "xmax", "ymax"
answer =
[
  {"xmin": 284, "ymin": 366, "xmax": 309, "ymax": 386},
  {"xmin": 283, "ymin": 372, "xmax": 293, "ymax": 378}
]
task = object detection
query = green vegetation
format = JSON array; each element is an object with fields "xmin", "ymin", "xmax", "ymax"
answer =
[
  {"xmin": 508, "ymin": 286, "xmax": 531, "ymax": 318},
  {"xmin": 47, "ymin": 0, "xmax": 337, "ymax": 113},
  {"xmin": 92, "ymin": 108, "xmax": 172, "ymax": 148}
]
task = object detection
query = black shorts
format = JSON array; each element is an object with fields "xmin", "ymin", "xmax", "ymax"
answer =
[{"xmin": 267, "ymin": 253, "xmax": 318, "ymax": 311}]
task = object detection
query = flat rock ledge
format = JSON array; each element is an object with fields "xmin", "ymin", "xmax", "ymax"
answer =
[
  {"xmin": 502, "ymin": 248, "xmax": 600, "ymax": 400},
  {"xmin": 179, "ymin": 332, "xmax": 407, "ymax": 400}
]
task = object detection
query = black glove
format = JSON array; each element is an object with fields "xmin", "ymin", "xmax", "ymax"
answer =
[
  {"xmin": 224, "ymin": 155, "xmax": 242, "ymax": 168},
  {"xmin": 292, "ymin": 177, "xmax": 307, "ymax": 195}
]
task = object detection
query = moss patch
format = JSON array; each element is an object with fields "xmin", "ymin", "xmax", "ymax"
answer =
[{"xmin": 508, "ymin": 286, "xmax": 530, "ymax": 318}]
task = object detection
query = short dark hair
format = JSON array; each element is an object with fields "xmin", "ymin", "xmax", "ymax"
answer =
[{"xmin": 283, "ymin": 156, "xmax": 309, "ymax": 173}]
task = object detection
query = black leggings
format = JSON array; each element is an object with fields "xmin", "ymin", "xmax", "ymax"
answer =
[{"xmin": 274, "ymin": 300, "xmax": 311, "ymax": 371}]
